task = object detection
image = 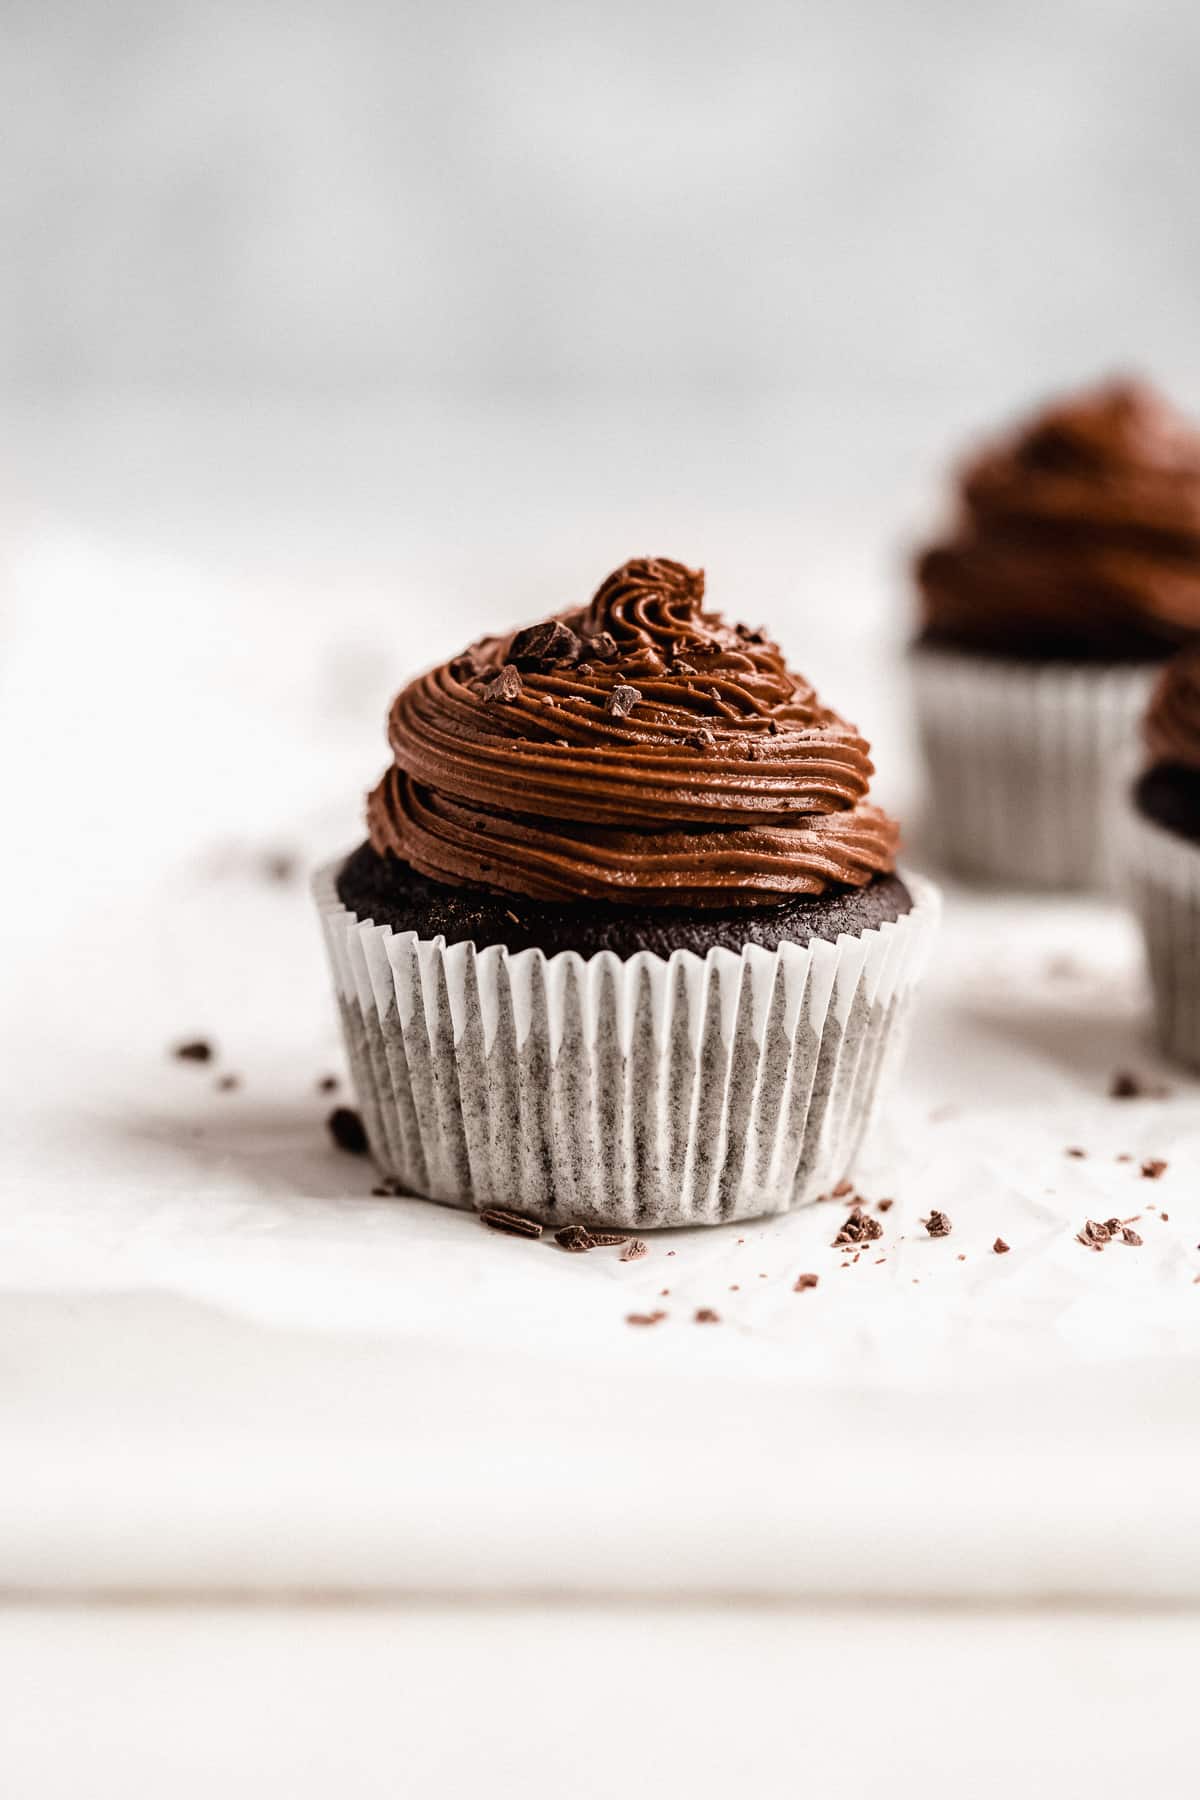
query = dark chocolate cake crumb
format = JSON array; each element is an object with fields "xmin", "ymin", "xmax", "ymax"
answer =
[
  {"xmin": 693, "ymin": 1308, "xmax": 720, "ymax": 1324},
  {"xmin": 328, "ymin": 1106, "xmax": 369, "ymax": 1155},
  {"xmin": 793, "ymin": 1272, "xmax": 819, "ymax": 1292},
  {"xmin": 555, "ymin": 1224, "xmax": 595, "ymax": 1252},
  {"xmin": 993, "ymin": 1238, "xmax": 1010, "ymax": 1254},
  {"xmin": 606, "ymin": 683, "xmax": 643, "ymax": 720},
  {"xmin": 481, "ymin": 1206, "xmax": 544, "ymax": 1239},
  {"xmin": 173, "ymin": 1038, "xmax": 213, "ymax": 1063},
  {"xmin": 620, "ymin": 1239, "xmax": 649, "ymax": 1262},
  {"xmin": 831, "ymin": 1207, "xmax": 883, "ymax": 1249},
  {"xmin": 482, "ymin": 663, "xmax": 523, "ymax": 704},
  {"xmin": 626, "ymin": 1310, "xmax": 666, "ymax": 1327},
  {"xmin": 922, "ymin": 1210, "xmax": 952, "ymax": 1238},
  {"xmin": 1141, "ymin": 1158, "xmax": 1168, "ymax": 1180},
  {"xmin": 509, "ymin": 620, "xmax": 580, "ymax": 668}
]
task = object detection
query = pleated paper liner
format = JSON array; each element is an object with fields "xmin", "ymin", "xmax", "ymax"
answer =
[
  {"xmin": 911, "ymin": 646, "xmax": 1154, "ymax": 890},
  {"xmin": 314, "ymin": 862, "xmax": 940, "ymax": 1230},
  {"xmin": 1120, "ymin": 788, "xmax": 1200, "ymax": 1072}
]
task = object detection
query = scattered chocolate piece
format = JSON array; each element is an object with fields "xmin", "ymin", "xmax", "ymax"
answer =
[
  {"xmin": 215, "ymin": 1073, "xmax": 240, "ymax": 1092},
  {"xmin": 582, "ymin": 630, "xmax": 618, "ymax": 662},
  {"xmin": 1066, "ymin": 1147, "xmax": 1086, "ymax": 1159},
  {"xmin": 481, "ymin": 1206, "xmax": 544, "ymax": 1239},
  {"xmin": 588, "ymin": 1230, "xmax": 630, "ymax": 1248},
  {"xmin": 1110, "ymin": 1071, "xmax": 1171, "ymax": 1099},
  {"xmin": 993, "ymin": 1238, "xmax": 1010, "ymax": 1254},
  {"xmin": 619, "ymin": 1238, "xmax": 649, "ymax": 1262},
  {"xmin": 173, "ymin": 1038, "xmax": 213, "ymax": 1063},
  {"xmin": 482, "ymin": 663, "xmax": 523, "ymax": 703},
  {"xmin": 1121, "ymin": 1226, "xmax": 1144, "ymax": 1246},
  {"xmin": 793, "ymin": 1272, "xmax": 819, "ymax": 1292},
  {"xmin": 690, "ymin": 728, "xmax": 716, "ymax": 750},
  {"xmin": 693, "ymin": 1308, "xmax": 720, "ymax": 1324},
  {"xmin": 876, "ymin": 1198, "xmax": 895, "ymax": 1213},
  {"xmin": 832, "ymin": 1207, "xmax": 884, "ymax": 1249},
  {"xmin": 317, "ymin": 1074, "xmax": 339, "ymax": 1094},
  {"xmin": 554, "ymin": 1224, "xmax": 594, "ymax": 1252},
  {"xmin": 922, "ymin": 1210, "xmax": 952, "ymax": 1238},
  {"xmin": 606, "ymin": 683, "xmax": 643, "ymax": 720},
  {"xmin": 509, "ymin": 620, "xmax": 580, "ymax": 668},
  {"xmin": 626, "ymin": 1310, "xmax": 666, "ymax": 1327},
  {"xmin": 328, "ymin": 1106, "xmax": 369, "ymax": 1155},
  {"xmin": 1141, "ymin": 1159, "xmax": 1168, "ymax": 1181},
  {"xmin": 831, "ymin": 1178, "xmax": 855, "ymax": 1199},
  {"xmin": 1076, "ymin": 1218, "xmax": 1113, "ymax": 1251},
  {"xmin": 1116, "ymin": 1153, "xmax": 1132, "ymax": 1163}
]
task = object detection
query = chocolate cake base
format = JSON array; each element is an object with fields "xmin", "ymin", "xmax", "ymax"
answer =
[
  {"xmin": 1135, "ymin": 763, "xmax": 1200, "ymax": 847},
  {"xmin": 335, "ymin": 842, "xmax": 913, "ymax": 959}
]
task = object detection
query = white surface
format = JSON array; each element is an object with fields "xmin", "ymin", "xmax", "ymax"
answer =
[
  {"xmin": 3, "ymin": 520, "xmax": 1200, "ymax": 1602},
  {"xmin": 4, "ymin": 1602, "xmax": 1199, "ymax": 1800}
]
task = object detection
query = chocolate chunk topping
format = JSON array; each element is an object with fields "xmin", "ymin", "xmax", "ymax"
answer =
[
  {"xmin": 481, "ymin": 1207, "xmax": 544, "ymax": 1239},
  {"xmin": 1141, "ymin": 1158, "xmax": 1168, "ymax": 1180},
  {"xmin": 328, "ymin": 1106, "xmax": 368, "ymax": 1154},
  {"xmin": 922, "ymin": 1210, "xmax": 952, "ymax": 1238},
  {"xmin": 832, "ymin": 1207, "xmax": 884, "ymax": 1249},
  {"xmin": 993, "ymin": 1237, "xmax": 1010, "ymax": 1254},
  {"xmin": 793, "ymin": 1272, "xmax": 820, "ymax": 1292},
  {"xmin": 606, "ymin": 683, "xmax": 643, "ymax": 720},
  {"xmin": 581, "ymin": 629, "xmax": 618, "ymax": 661},
  {"xmin": 1121, "ymin": 1225, "xmax": 1144, "ymax": 1246},
  {"xmin": 173, "ymin": 1039, "xmax": 213, "ymax": 1063},
  {"xmin": 482, "ymin": 663, "xmax": 523, "ymax": 704},
  {"xmin": 509, "ymin": 620, "xmax": 580, "ymax": 668}
]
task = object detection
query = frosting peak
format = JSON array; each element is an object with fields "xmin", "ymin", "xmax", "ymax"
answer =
[
  {"xmin": 367, "ymin": 557, "xmax": 899, "ymax": 907},
  {"xmin": 916, "ymin": 378, "xmax": 1200, "ymax": 660}
]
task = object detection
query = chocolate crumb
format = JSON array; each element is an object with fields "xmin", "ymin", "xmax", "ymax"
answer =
[
  {"xmin": 1111, "ymin": 1071, "xmax": 1171, "ymax": 1099},
  {"xmin": 482, "ymin": 663, "xmax": 523, "ymax": 704},
  {"xmin": 1116, "ymin": 1153, "xmax": 1132, "ymax": 1163},
  {"xmin": 693, "ymin": 1308, "xmax": 720, "ymax": 1324},
  {"xmin": 317, "ymin": 1074, "xmax": 339, "ymax": 1094},
  {"xmin": 1141, "ymin": 1159, "xmax": 1168, "ymax": 1180},
  {"xmin": 922, "ymin": 1210, "xmax": 952, "ymax": 1238},
  {"xmin": 956, "ymin": 1253, "xmax": 966, "ymax": 1261},
  {"xmin": 831, "ymin": 1178, "xmax": 855, "ymax": 1199},
  {"xmin": 607, "ymin": 683, "xmax": 643, "ymax": 720},
  {"xmin": 876, "ymin": 1198, "xmax": 895, "ymax": 1213},
  {"xmin": 554, "ymin": 1224, "xmax": 594, "ymax": 1253},
  {"xmin": 729, "ymin": 1284, "xmax": 740, "ymax": 1291},
  {"xmin": 831, "ymin": 1207, "xmax": 883, "ymax": 1249},
  {"xmin": 793, "ymin": 1272, "xmax": 819, "ymax": 1292},
  {"xmin": 619, "ymin": 1238, "xmax": 648, "ymax": 1262},
  {"xmin": 481, "ymin": 1207, "xmax": 544, "ymax": 1240},
  {"xmin": 587, "ymin": 1230, "xmax": 630, "ymax": 1248},
  {"xmin": 1076, "ymin": 1218, "xmax": 1113, "ymax": 1251},
  {"xmin": 993, "ymin": 1238, "xmax": 1010, "ymax": 1254},
  {"xmin": 1121, "ymin": 1226, "xmax": 1144, "ymax": 1246},
  {"xmin": 509, "ymin": 620, "xmax": 580, "ymax": 668},
  {"xmin": 215, "ymin": 1073, "xmax": 240, "ymax": 1092},
  {"xmin": 173, "ymin": 1038, "xmax": 213, "ymax": 1063},
  {"xmin": 328, "ymin": 1106, "xmax": 368, "ymax": 1155},
  {"xmin": 1066, "ymin": 1146, "xmax": 1086, "ymax": 1159},
  {"xmin": 626, "ymin": 1310, "xmax": 666, "ymax": 1327}
]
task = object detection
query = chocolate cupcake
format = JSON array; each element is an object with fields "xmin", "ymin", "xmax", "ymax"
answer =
[
  {"xmin": 1124, "ymin": 646, "xmax": 1200, "ymax": 1068},
  {"xmin": 912, "ymin": 379, "xmax": 1200, "ymax": 887},
  {"xmin": 316, "ymin": 557, "xmax": 938, "ymax": 1228}
]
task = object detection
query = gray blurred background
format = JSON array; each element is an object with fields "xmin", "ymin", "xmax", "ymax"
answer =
[{"xmin": 3, "ymin": 0, "xmax": 1200, "ymax": 835}]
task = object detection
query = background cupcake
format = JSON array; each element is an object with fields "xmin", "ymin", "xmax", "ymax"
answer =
[
  {"xmin": 912, "ymin": 379, "xmax": 1200, "ymax": 888},
  {"xmin": 317, "ymin": 556, "xmax": 938, "ymax": 1229},
  {"xmin": 1124, "ymin": 645, "xmax": 1200, "ymax": 1069}
]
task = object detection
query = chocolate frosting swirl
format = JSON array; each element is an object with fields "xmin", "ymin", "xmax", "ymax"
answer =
[
  {"xmin": 1144, "ymin": 644, "xmax": 1200, "ymax": 770},
  {"xmin": 367, "ymin": 557, "xmax": 899, "ymax": 906},
  {"xmin": 916, "ymin": 380, "xmax": 1200, "ymax": 660}
]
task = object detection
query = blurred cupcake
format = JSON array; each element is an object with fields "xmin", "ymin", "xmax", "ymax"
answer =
[
  {"xmin": 316, "ymin": 556, "xmax": 938, "ymax": 1229},
  {"xmin": 1125, "ymin": 646, "xmax": 1200, "ymax": 1068},
  {"xmin": 912, "ymin": 379, "xmax": 1200, "ymax": 888}
]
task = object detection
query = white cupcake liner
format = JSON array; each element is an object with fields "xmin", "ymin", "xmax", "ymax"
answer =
[
  {"xmin": 911, "ymin": 646, "xmax": 1154, "ymax": 890},
  {"xmin": 313, "ymin": 862, "xmax": 940, "ymax": 1229},
  {"xmin": 1119, "ymin": 786, "xmax": 1200, "ymax": 1071}
]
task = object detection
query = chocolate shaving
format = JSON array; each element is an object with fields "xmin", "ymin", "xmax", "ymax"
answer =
[
  {"xmin": 509, "ymin": 620, "xmax": 580, "ymax": 668},
  {"xmin": 793, "ymin": 1272, "xmax": 819, "ymax": 1292},
  {"xmin": 993, "ymin": 1237, "xmax": 1010, "ymax": 1254},
  {"xmin": 626, "ymin": 1310, "xmax": 666, "ymax": 1327},
  {"xmin": 481, "ymin": 1207, "xmax": 544, "ymax": 1240},
  {"xmin": 620, "ymin": 1238, "xmax": 649, "ymax": 1262},
  {"xmin": 831, "ymin": 1207, "xmax": 883, "ymax": 1249},
  {"xmin": 922, "ymin": 1210, "xmax": 952, "ymax": 1238},
  {"xmin": 1141, "ymin": 1158, "xmax": 1168, "ymax": 1180},
  {"xmin": 1076, "ymin": 1218, "xmax": 1113, "ymax": 1251},
  {"xmin": 587, "ymin": 1230, "xmax": 630, "ymax": 1248},
  {"xmin": 482, "ymin": 663, "xmax": 523, "ymax": 704},
  {"xmin": 606, "ymin": 683, "xmax": 643, "ymax": 720},
  {"xmin": 328, "ymin": 1106, "xmax": 368, "ymax": 1155},
  {"xmin": 554, "ymin": 1224, "xmax": 594, "ymax": 1252},
  {"xmin": 693, "ymin": 1307, "xmax": 720, "ymax": 1324},
  {"xmin": 173, "ymin": 1038, "xmax": 213, "ymax": 1063},
  {"xmin": 1121, "ymin": 1226, "xmax": 1144, "ymax": 1246}
]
